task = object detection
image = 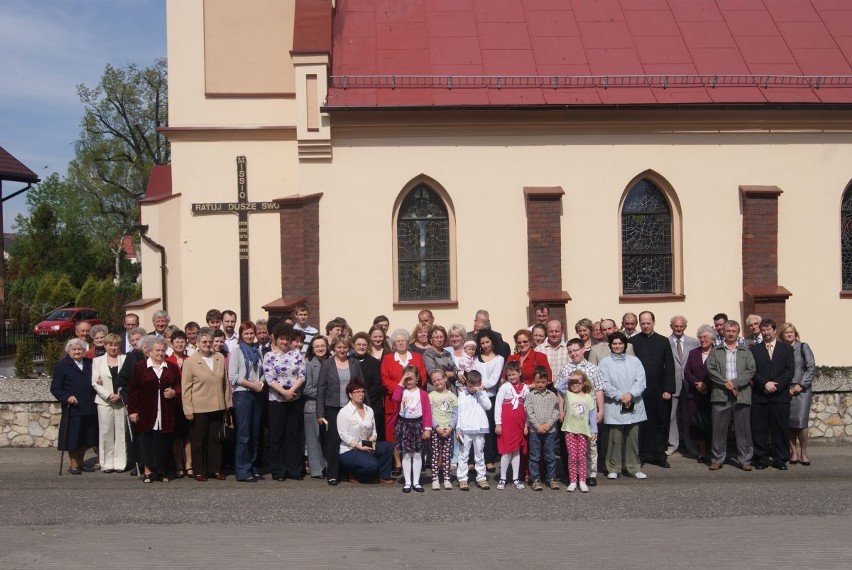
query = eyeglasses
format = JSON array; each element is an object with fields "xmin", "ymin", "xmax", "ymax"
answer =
[{"xmin": 517, "ymin": 340, "xmax": 530, "ymax": 345}]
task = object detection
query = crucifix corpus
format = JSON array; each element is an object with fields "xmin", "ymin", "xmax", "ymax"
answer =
[{"xmin": 190, "ymin": 156, "xmax": 280, "ymax": 319}]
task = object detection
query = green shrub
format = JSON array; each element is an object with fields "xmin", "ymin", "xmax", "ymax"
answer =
[
  {"xmin": 42, "ymin": 339, "xmax": 63, "ymax": 377},
  {"xmin": 14, "ymin": 341, "xmax": 35, "ymax": 378}
]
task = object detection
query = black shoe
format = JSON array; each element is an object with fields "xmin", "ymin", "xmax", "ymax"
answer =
[
  {"xmin": 273, "ymin": 476, "xmax": 286, "ymax": 482},
  {"xmin": 238, "ymin": 477, "xmax": 258, "ymax": 483},
  {"xmin": 773, "ymin": 463, "xmax": 788, "ymax": 471},
  {"xmin": 413, "ymin": 485, "xmax": 424, "ymax": 493},
  {"xmin": 660, "ymin": 461, "xmax": 671, "ymax": 468},
  {"xmin": 586, "ymin": 477, "xmax": 597, "ymax": 487},
  {"xmin": 755, "ymin": 463, "xmax": 769, "ymax": 470},
  {"xmin": 391, "ymin": 468, "xmax": 402, "ymax": 478},
  {"xmin": 327, "ymin": 478, "xmax": 338, "ymax": 486}
]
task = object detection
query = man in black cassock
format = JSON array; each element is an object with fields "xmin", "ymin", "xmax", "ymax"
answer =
[{"xmin": 628, "ymin": 311, "xmax": 676, "ymax": 468}]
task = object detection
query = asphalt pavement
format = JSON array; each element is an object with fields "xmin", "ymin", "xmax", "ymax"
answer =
[{"xmin": 1, "ymin": 446, "xmax": 851, "ymax": 569}]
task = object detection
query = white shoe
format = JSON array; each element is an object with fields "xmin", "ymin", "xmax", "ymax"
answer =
[
  {"xmin": 513, "ymin": 479, "xmax": 525, "ymax": 490},
  {"xmin": 634, "ymin": 471, "xmax": 648, "ymax": 480},
  {"xmin": 432, "ymin": 480, "xmax": 441, "ymax": 491},
  {"xmin": 497, "ymin": 479, "xmax": 506, "ymax": 490},
  {"xmin": 607, "ymin": 472, "xmax": 619, "ymax": 480},
  {"xmin": 579, "ymin": 481, "xmax": 589, "ymax": 493},
  {"xmin": 566, "ymin": 482, "xmax": 577, "ymax": 492},
  {"xmin": 444, "ymin": 480, "xmax": 453, "ymax": 490}
]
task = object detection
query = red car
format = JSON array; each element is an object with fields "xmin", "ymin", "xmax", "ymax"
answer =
[{"xmin": 34, "ymin": 308, "xmax": 102, "ymax": 340}]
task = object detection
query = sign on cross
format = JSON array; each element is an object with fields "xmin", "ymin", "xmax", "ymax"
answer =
[{"xmin": 190, "ymin": 156, "xmax": 279, "ymax": 319}]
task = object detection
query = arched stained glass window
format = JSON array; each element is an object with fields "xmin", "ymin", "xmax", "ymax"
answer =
[
  {"xmin": 842, "ymin": 184, "xmax": 852, "ymax": 290},
  {"xmin": 397, "ymin": 184, "xmax": 450, "ymax": 301},
  {"xmin": 621, "ymin": 179, "xmax": 673, "ymax": 294}
]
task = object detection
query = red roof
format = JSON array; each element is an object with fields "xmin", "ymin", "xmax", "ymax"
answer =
[
  {"xmin": 120, "ymin": 235, "xmax": 137, "ymax": 260},
  {"xmin": 326, "ymin": 0, "xmax": 852, "ymax": 108},
  {"xmin": 140, "ymin": 165, "xmax": 173, "ymax": 203},
  {"xmin": 0, "ymin": 145, "xmax": 39, "ymax": 183}
]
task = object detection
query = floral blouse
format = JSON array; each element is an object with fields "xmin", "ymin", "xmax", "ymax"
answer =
[{"xmin": 263, "ymin": 349, "xmax": 305, "ymax": 403}]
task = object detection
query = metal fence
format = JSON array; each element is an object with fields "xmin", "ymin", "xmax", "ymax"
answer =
[{"xmin": 0, "ymin": 322, "xmax": 45, "ymax": 360}]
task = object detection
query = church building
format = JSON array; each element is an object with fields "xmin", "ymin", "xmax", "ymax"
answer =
[{"xmin": 138, "ymin": 0, "xmax": 852, "ymax": 363}]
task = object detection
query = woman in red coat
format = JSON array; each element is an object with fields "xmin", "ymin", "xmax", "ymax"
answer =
[
  {"xmin": 127, "ymin": 336, "xmax": 182, "ymax": 483},
  {"xmin": 381, "ymin": 328, "xmax": 427, "ymax": 476},
  {"xmin": 505, "ymin": 329, "xmax": 551, "ymax": 385}
]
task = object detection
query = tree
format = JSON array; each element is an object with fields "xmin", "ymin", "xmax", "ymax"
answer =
[
  {"xmin": 5, "ymin": 59, "xmax": 164, "ymax": 327},
  {"xmin": 68, "ymin": 58, "xmax": 169, "ymax": 282}
]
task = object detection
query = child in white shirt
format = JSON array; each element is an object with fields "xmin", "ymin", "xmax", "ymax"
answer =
[{"xmin": 455, "ymin": 370, "xmax": 492, "ymax": 490}]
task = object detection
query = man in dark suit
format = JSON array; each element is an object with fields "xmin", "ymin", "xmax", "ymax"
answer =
[
  {"xmin": 120, "ymin": 313, "xmax": 139, "ymax": 354},
  {"xmin": 628, "ymin": 311, "xmax": 676, "ymax": 468},
  {"xmin": 115, "ymin": 327, "xmax": 147, "ymax": 474},
  {"xmin": 750, "ymin": 318, "xmax": 795, "ymax": 470}
]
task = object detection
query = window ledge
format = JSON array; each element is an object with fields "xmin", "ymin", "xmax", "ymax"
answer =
[
  {"xmin": 619, "ymin": 293, "xmax": 685, "ymax": 303},
  {"xmin": 393, "ymin": 300, "xmax": 458, "ymax": 310},
  {"xmin": 840, "ymin": 291, "xmax": 852, "ymax": 299}
]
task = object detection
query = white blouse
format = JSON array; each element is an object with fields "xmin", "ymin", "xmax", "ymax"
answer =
[{"xmin": 337, "ymin": 402, "xmax": 377, "ymax": 454}]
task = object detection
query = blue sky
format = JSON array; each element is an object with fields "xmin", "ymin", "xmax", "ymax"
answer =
[{"xmin": 0, "ymin": 0, "xmax": 166, "ymax": 232}]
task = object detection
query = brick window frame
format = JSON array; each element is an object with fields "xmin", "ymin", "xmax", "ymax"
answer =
[
  {"xmin": 618, "ymin": 170, "xmax": 685, "ymax": 302},
  {"xmin": 392, "ymin": 175, "xmax": 457, "ymax": 308}
]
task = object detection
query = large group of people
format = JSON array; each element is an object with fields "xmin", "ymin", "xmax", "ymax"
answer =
[{"xmin": 49, "ymin": 303, "xmax": 817, "ymax": 490}]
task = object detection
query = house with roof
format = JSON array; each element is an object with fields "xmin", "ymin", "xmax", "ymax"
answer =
[{"xmin": 142, "ymin": 0, "xmax": 852, "ymax": 363}]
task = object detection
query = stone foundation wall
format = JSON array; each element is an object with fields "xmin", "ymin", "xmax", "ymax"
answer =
[
  {"xmin": 810, "ymin": 394, "xmax": 852, "ymax": 441},
  {"xmin": 0, "ymin": 402, "xmax": 61, "ymax": 447}
]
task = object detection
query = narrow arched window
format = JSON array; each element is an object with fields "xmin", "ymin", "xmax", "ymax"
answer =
[
  {"xmin": 842, "ymin": 183, "xmax": 852, "ymax": 290},
  {"xmin": 397, "ymin": 184, "xmax": 450, "ymax": 301},
  {"xmin": 621, "ymin": 179, "xmax": 673, "ymax": 294}
]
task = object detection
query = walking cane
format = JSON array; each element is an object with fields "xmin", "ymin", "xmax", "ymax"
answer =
[
  {"xmin": 119, "ymin": 390, "xmax": 141, "ymax": 478},
  {"xmin": 58, "ymin": 406, "xmax": 71, "ymax": 476}
]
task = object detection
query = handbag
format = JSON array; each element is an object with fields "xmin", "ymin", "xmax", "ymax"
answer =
[{"xmin": 219, "ymin": 408, "xmax": 236, "ymax": 443}]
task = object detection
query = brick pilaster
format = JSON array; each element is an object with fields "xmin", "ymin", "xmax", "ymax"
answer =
[
  {"xmin": 524, "ymin": 187, "xmax": 570, "ymax": 326},
  {"xmin": 263, "ymin": 193, "xmax": 323, "ymax": 319},
  {"xmin": 740, "ymin": 186, "xmax": 791, "ymax": 322}
]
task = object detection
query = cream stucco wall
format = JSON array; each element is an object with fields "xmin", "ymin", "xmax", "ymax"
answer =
[
  {"xmin": 167, "ymin": 0, "xmax": 296, "ymax": 127},
  {"xmin": 302, "ymin": 130, "xmax": 852, "ymax": 364},
  {"xmin": 150, "ymin": 138, "xmax": 297, "ymax": 326}
]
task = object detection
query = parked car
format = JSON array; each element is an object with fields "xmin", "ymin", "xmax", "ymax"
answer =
[{"xmin": 33, "ymin": 308, "xmax": 101, "ymax": 340}]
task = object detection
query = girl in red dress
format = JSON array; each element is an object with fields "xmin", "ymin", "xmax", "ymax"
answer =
[{"xmin": 494, "ymin": 361, "xmax": 529, "ymax": 490}]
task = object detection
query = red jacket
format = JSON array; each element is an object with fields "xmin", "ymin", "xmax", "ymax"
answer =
[
  {"xmin": 127, "ymin": 359, "xmax": 182, "ymax": 433},
  {"xmin": 506, "ymin": 350, "xmax": 552, "ymax": 385}
]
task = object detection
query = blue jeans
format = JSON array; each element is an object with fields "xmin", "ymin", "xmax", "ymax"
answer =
[
  {"xmin": 528, "ymin": 430, "xmax": 557, "ymax": 483},
  {"xmin": 339, "ymin": 441, "xmax": 394, "ymax": 482},
  {"xmin": 233, "ymin": 390, "xmax": 262, "ymax": 480}
]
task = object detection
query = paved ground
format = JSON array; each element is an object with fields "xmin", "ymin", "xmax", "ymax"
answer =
[{"xmin": 1, "ymin": 446, "xmax": 851, "ymax": 568}]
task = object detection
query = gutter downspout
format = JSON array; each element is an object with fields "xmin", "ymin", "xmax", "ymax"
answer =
[
  {"xmin": 136, "ymin": 224, "xmax": 168, "ymax": 314},
  {"xmin": 1, "ymin": 182, "xmax": 35, "ymax": 203}
]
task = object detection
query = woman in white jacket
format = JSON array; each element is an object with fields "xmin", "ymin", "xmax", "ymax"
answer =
[{"xmin": 92, "ymin": 333, "xmax": 127, "ymax": 472}]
